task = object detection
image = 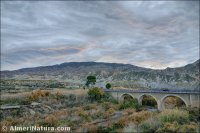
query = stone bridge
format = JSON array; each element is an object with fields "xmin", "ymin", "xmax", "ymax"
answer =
[{"xmin": 104, "ymin": 89, "xmax": 200, "ymax": 111}]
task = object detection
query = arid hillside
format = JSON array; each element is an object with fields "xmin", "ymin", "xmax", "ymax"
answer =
[{"xmin": 1, "ymin": 60, "xmax": 199, "ymax": 90}]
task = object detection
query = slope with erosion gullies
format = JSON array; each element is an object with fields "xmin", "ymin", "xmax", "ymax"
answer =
[
  {"xmin": 1, "ymin": 60, "xmax": 199, "ymax": 90},
  {"xmin": 1, "ymin": 62, "xmax": 147, "ymax": 79}
]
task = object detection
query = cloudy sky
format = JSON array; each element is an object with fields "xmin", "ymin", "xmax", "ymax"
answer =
[{"xmin": 1, "ymin": 1, "xmax": 199, "ymax": 70}]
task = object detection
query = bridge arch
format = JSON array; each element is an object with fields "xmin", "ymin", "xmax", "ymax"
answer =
[
  {"xmin": 161, "ymin": 94, "xmax": 188, "ymax": 110},
  {"xmin": 119, "ymin": 93, "xmax": 135, "ymax": 103},
  {"xmin": 139, "ymin": 94, "xmax": 158, "ymax": 108}
]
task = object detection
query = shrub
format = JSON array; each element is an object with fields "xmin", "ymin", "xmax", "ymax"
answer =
[
  {"xmin": 102, "ymin": 102, "xmax": 118, "ymax": 111},
  {"xmin": 129, "ymin": 111, "xmax": 152, "ymax": 124},
  {"xmin": 113, "ymin": 118, "xmax": 128, "ymax": 129},
  {"xmin": 27, "ymin": 90, "xmax": 50, "ymax": 102},
  {"xmin": 140, "ymin": 118, "xmax": 160, "ymax": 133},
  {"xmin": 53, "ymin": 109, "xmax": 68, "ymax": 119},
  {"xmin": 96, "ymin": 126, "xmax": 113, "ymax": 133},
  {"xmin": 44, "ymin": 114, "xmax": 58, "ymax": 126},
  {"xmin": 69, "ymin": 94, "xmax": 76, "ymax": 101},
  {"xmin": 123, "ymin": 123, "xmax": 137, "ymax": 133},
  {"xmin": 11, "ymin": 110, "xmax": 20, "ymax": 117},
  {"xmin": 76, "ymin": 108, "xmax": 91, "ymax": 122},
  {"xmin": 103, "ymin": 108, "xmax": 115, "ymax": 118},
  {"xmin": 178, "ymin": 122, "xmax": 198, "ymax": 133},
  {"xmin": 55, "ymin": 90, "xmax": 62, "ymax": 99},
  {"xmin": 1, "ymin": 117, "xmax": 21, "ymax": 126},
  {"xmin": 186, "ymin": 107, "xmax": 200, "ymax": 122},
  {"xmin": 124, "ymin": 108, "xmax": 136, "ymax": 115},
  {"xmin": 129, "ymin": 111, "xmax": 152, "ymax": 132},
  {"xmin": 87, "ymin": 124, "xmax": 98, "ymax": 133},
  {"xmin": 157, "ymin": 109, "xmax": 189, "ymax": 125},
  {"xmin": 44, "ymin": 91, "xmax": 50, "ymax": 96},
  {"xmin": 88, "ymin": 87, "xmax": 104, "ymax": 101},
  {"xmin": 119, "ymin": 99, "xmax": 140, "ymax": 110},
  {"xmin": 76, "ymin": 108, "xmax": 88, "ymax": 117},
  {"xmin": 83, "ymin": 104, "xmax": 97, "ymax": 110},
  {"xmin": 101, "ymin": 93, "xmax": 118, "ymax": 104},
  {"xmin": 156, "ymin": 121, "xmax": 180, "ymax": 133}
]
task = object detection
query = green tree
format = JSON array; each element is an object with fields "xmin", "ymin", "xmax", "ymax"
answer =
[
  {"xmin": 88, "ymin": 87, "xmax": 104, "ymax": 101},
  {"xmin": 85, "ymin": 75, "xmax": 96, "ymax": 87},
  {"xmin": 106, "ymin": 83, "xmax": 111, "ymax": 89}
]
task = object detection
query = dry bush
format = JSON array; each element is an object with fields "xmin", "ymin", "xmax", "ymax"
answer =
[
  {"xmin": 123, "ymin": 122, "xmax": 137, "ymax": 133},
  {"xmin": 139, "ymin": 117, "xmax": 160, "ymax": 133},
  {"xmin": 129, "ymin": 111, "xmax": 152, "ymax": 125},
  {"xmin": 44, "ymin": 114, "xmax": 58, "ymax": 126},
  {"xmin": 75, "ymin": 108, "xmax": 92, "ymax": 122},
  {"xmin": 55, "ymin": 90, "xmax": 62, "ymax": 99},
  {"xmin": 53, "ymin": 109, "xmax": 68, "ymax": 119},
  {"xmin": 128, "ymin": 111, "xmax": 152, "ymax": 133},
  {"xmin": 76, "ymin": 108, "xmax": 88, "ymax": 118},
  {"xmin": 157, "ymin": 109, "xmax": 189, "ymax": 125},
  {"xmin": 178, "ymin": 122, "xmax": 198, "ymax": 133},
  {"xmin": 44, "ymin": 91, "xmax": 50, "ymax": 96},
  {"xmin": 86, "ymin": 124, "xmax": 98, "ymax": 133},
  {"xmin": 102, "ymin": 102, "xmax": 118, "ymax": 111},
  {"xmin": 103, "ymin": 108, "xmax": 116, "ymax": 118},
  {"xmin": 107, "ymin": 121, "xmax": 113, "ymax": 129},
  {"xmin": 83, "ymin": 104, "xmax": 97, "ymax": 110},
  {"xmin": 113, "ymin": 118, "xmax": 129, "ymax": 129},
  {"xmin": 1, "ymin": 117, "xmax": 23, "ymax": 126},
  {"xmin": 68, "ymin": 107, "xmax": 79, "ymax": 116},
  {"xmin": 123, "ymin": 108, "xmax": 136, "ymax": 115},
  {"xmin": 102, "ymin": 102, "xmax": 111, "ymax": 110},
  {"xmin": 156, "ymin": 121, "xmax": 179, "ymax": 133},
  {"xmin": 91, "ymin": 111, "xmax": 104, "ymax": 119},
  {"xmin": 27, "ymin": 90, "xmax": 50, "ymax": 102},
  {"xmin": 107, "ymin": 108, "xmax": 115, "ymax": 114}
]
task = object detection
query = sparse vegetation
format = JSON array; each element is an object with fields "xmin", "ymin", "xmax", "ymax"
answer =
[{"xmin": 0, "ymin": 79, "xmax": 199, "ymax": 132}]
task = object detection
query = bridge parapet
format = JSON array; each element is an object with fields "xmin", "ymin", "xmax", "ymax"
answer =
[{"xmin": 103, "ymin": 89, "xmax": 200, "ymax": 94}]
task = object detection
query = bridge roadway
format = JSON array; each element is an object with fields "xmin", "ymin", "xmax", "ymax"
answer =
[
  {"xmin": 103, "ymin": 89, "xmax": 200, "ymax": 94},
  {"xmin": 103, "ymin": 89, "xmax": 200, "ymax": 111}
]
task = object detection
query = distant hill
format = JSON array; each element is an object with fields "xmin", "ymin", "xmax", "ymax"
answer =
[{"xmin": 1, "ymin": 60, "xmax": 199, "ymax": 90}]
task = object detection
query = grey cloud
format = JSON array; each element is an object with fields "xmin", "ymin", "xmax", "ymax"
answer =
[{"xmin": 1, "ymin": 1, "xmax": 199, "ymax": 70}]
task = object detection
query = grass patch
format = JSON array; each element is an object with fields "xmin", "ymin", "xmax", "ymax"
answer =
[{"xmin": 157, "ymin": 109, "xmax": 189, "ymax": 125}]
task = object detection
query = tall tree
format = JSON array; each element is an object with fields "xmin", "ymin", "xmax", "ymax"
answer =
[
  {"xmin": 106, "ymin": 83, "xmax": 111, "ymax": 89},
  {"xmin": 85, "ymin": 75, "xmax": 96, "ymax": 87}
]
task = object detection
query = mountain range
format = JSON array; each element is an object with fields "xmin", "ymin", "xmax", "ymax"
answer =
[{"xmin": 1, "ymin": 59, "xmax": 199, "ymax": 90}]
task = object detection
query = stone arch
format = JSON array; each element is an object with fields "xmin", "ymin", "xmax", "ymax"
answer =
[
  {"xmin": 161, "ymin": 94, "xmax": 188, "ymax": 110},
  {"xmin": 119, "ymin": 93, "xmax": 135, "ymax": 103},
  {"xmin": 139, "ymin": 94, "xmax": 158, "ymax": 108}
]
